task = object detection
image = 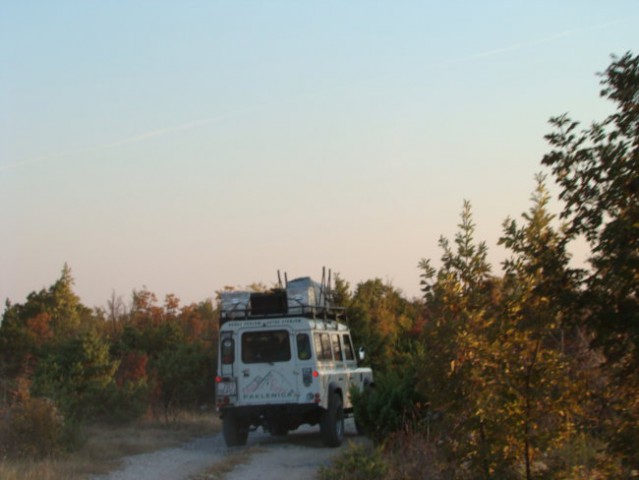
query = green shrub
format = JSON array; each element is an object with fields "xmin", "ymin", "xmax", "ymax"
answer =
[
  {"xmin": 318, "ymin": 443, "xmax": 388, "ymax": 480},
  {"xmin": 352, "ymin": 369, "xmax": 427, "ymax": 443},
  {"xmin": 97, "ymin": 380, "xmax": 150, "ymax": 424},
  {"xmin": 150, "ymin": 342, "xmax": 214, "ymax": 421},
  {"xmin": 31, "ymin": 330, "xmax": 119, "ymax": 422}
]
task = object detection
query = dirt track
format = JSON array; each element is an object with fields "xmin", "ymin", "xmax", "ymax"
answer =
[{"xmin": 94, "ymin": 419, "xmax": 366, "ymax": 480}]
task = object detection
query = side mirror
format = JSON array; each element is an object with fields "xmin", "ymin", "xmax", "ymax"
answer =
[{"xmin": 358, "ymin": 347, "xmax": 366, "ymax": 362}]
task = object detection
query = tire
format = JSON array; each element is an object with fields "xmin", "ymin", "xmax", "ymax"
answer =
[
  {"xmin": 222, "ymin": 411, "xmax": 248, "ymax": 447},
  {"xmin": 320, "ymin": 393, "xmax": 344, "ymax": 447}
]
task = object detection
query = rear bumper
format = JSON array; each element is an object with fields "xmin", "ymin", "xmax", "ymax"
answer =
[{"xmin": 220, "ymin": 403, "xmax": 323, "ymax": 430}]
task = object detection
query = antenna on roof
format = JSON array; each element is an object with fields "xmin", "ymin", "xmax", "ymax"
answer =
[
  {"xmin": 277, "ymin": 270, "xmax": 283, "ymax": 289},
  {"xmin": 320, "ymin": 266, "xmax": 326, "ymax": 307}
]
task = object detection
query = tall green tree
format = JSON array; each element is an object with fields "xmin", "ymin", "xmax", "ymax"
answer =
[
  {"xmin": 418, "ymin": 201, "xmax": 503, "ymax": 478},
  {"xmin": 542, "ymin": 51, "xmax": 638, "ymax": 368},
  {"xmin": 416, "ymin": 192, "xmax": 600, "ymax": 478},
  {"xmin": 347, "ymin": 278, "xmax": 420, "ymax": 372},
  {"xmin": 498, "ymin": 175, "xmax": 588, "ymax": 479},
  {"xmin": 542, "ymin": 52, "xmax": 639, "ymax": 470},
  {"xmin": 331, "ymin": 273, "xmax": 352, "ymax": 311},
  {"xmin": 31, "ymin": 329, "xmax": 119, "ymax": 421},
  {"xmin": 0, "ymin": 264, "xmax": 92, "ymax": 378}
]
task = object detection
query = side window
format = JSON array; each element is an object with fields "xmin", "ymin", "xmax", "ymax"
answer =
[
  {"xmin": 314, "ymin": 332, "xmax": 333, "ymax": 361},
  {"xmin": 342, "ymin": 334, "xmax": 355, "ymax": 361},
  {"xmin": 313, "ymin": 334, "xmax": 322, "ymax": 360},
  {"xmin": 321, "ymin": 333, "xmax": 333, "ymax": 361},
  {"xmin": 297, "ymin": 333, "xmax": 311, "ymax": 360},
  {"xmin": 331, "ymin": 333, "xmax": 343, "ymax": 361},
  {"xmin": 221, "ymin": 334, "xmax": 234, "ymax": 364}
]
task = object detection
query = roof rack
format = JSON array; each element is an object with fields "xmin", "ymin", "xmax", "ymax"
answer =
[{"xmin": 219, "ymin": 271, "xmax": 344, "ymax": 325}]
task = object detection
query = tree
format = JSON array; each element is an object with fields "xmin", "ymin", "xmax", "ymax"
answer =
[
  {"xmin": 31, "ymin": 329, "xmax": 119, "ymax": 421},
  {"xmin": 346, "ymin": 279, "xmax": 419, "ymax": 372},
  {"xmin": 498, "ymin": 175, "xmax": 587, "ymax": 479},
  {"xmin": 542, "ymin": 51, "xmax": 638, "ymax": 368},
  {"xmin": 415, "ymin": 193, "xmax": 603, "ymax": 478},
  {"xmin": 106, "ymin": 290, "xmax": 127, "ymax": 334},
  {"xmin": 331, "ymin": 273, "xmax": 352, "ymax": 310},
  {"xmin": 418, "ymin": 201, "xmax": 503, "ymax": 478},
  {"xmin": 150, "ymin": 342, "xmax": 213, "ymax": 421},
  {"xmin": 542, "ymin": 52, "xmax": 639, "ymax": 470},
  {"xmin": 130, "ymin": 288, "xmax": 164, "ymax": 326},
  {"xmin": 0, "ymin": 264, "xmax": 92, "ymax": 378},
  {"xmin": 109, "ymin": 290, "xmax": 218, "ymax": 421}
]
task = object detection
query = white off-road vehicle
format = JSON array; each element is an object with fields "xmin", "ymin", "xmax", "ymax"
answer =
[{"xmin": 215, "ymin": 274, "xmax": 374, "ymax": 447}]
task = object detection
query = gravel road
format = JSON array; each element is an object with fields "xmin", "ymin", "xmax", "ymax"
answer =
[{"xmin": 93, "ymin": 419, "xmax": 366, "ymax": 480}]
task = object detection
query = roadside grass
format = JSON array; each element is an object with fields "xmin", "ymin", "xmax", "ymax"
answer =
[
  {"xmin": 0, "ymin": 411, "xmax": 220, "ymax": 480},
  {"xmin": 189, "ymin": 446, "xmax": 266, "ymax": 480},
  {"xmin": 318, "ymin": 433, "xmax": 445, "ymax": 480}
]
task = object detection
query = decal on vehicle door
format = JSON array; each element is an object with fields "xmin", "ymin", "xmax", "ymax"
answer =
[{"xmin": 242, "ymin": 370, "xmax": 295, "ymax": 400}]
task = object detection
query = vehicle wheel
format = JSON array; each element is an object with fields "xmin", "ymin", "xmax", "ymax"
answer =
[
  {"xmin": 320, "ymin": 393, "xmax": 344, "ymax": 447},
  {"xmin": 222, "ymin": 412, "xmax": 248, "ymax": 447}
]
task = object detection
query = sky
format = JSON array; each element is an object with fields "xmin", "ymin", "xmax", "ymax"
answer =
[{"xmin": 1, "ymin": 1, "xmax": 637, "ymax": 311}]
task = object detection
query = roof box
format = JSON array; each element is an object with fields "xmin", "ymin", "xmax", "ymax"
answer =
[
  {"xmin": 219, "ymin": 291, "xmax": 251, "ymax": 319},
  {"xmin": 286, "ymin": 277, "xmax": 325, "ymax": 314}
]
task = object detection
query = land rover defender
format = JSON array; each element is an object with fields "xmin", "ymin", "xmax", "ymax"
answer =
[{"xmin": 215, "ymin": 274, "xmax": 373, "ymax": 447}]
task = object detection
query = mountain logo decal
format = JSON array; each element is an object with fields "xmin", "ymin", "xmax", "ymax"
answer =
[{"xmin": 242, "ymin": 370, "xmax": 295, "ymax": 400}]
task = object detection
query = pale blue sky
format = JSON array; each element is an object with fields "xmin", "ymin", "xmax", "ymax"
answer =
[{"xmin": 1, "ymin": 1, "xmax": 637, "ymax": 309}]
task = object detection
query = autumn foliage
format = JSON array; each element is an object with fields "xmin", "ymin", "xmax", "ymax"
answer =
[{"xmin": 0, "ymin": 265, "xmax": 219, "ymax": 457}]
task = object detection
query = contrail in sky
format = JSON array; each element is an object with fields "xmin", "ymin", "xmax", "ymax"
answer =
[
  {"xmin": 102, "ymin": 117, "xmax": 219, "ymax": 148},
  {"xmin": 449, "ymin": 18, "xmax": 633, "ymax": 63},
  {"xmin": 0, "ymin": 114, "xmax": 231, "ymax": 173},
  {"xmin": 2, "ymin": 16, "xmax": 633, "ymax": 174}
]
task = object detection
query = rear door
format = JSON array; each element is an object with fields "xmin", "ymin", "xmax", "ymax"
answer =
[{"xmin": 236, "ymin": 328, "xmax": 300, "ymax": 405}]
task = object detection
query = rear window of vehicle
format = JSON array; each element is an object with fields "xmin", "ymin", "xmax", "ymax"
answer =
[
  {"xmin": 242, "ymin": 330, "xmax": 291, "ymax": 363},
  {"xmin": 332, "ymin": 333, "xmax": 343, "ymax": 361},
  {"xmin": 221, "ymin": 334, "xmax": 234, "ymax": 364}
]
